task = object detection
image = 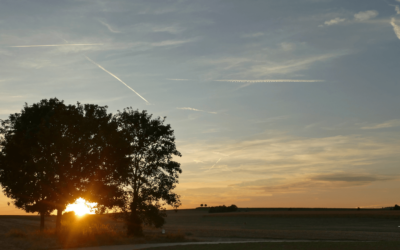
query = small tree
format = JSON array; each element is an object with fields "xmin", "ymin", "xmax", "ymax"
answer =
[
  {"xmin": 205, "ymin": 204, "xmax": 207, "ymax": 207},
  {"xmin": 201, "ymin": 204, "xmax": 203, "ymax": 207},
  {"xmin": 115, "ymin": 108, "xmax": 182, "ymax": 236}
]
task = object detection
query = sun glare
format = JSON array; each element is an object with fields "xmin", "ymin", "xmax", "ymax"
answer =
[{"xmin": 65, "ymin": 198, "xmax": 97, "ymax": 216}]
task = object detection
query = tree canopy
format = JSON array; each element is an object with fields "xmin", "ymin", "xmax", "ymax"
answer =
[
  {"xmin": 0, "ymin": 100, "xmax": 182, "ymax": 234},
  {"xmin": 115, "ymin": 108, "xmax": 182, "ymax": 236},
  {"xmin": 0, "ymin": 99, "xmax": 129, "ymax": 230}
]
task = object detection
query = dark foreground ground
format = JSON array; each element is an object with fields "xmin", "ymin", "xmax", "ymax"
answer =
[
  {"xmin": 0, "ymin": 209, "xmax": 399, "ymax": 249},
  {"xmin": 145, "ymin": 241, "xmax": 400, "ymax": 250}
]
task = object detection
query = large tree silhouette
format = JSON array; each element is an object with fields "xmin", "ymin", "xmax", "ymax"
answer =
[
  {"xmin": 115, "ymin": 108, "xmax": 182, "ymax": 236},
  {"xmin": 0, "ymin": 99, "xmax": 128, "ymax": 230}
]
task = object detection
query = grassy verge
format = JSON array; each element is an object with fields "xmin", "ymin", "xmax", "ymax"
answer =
[{"xmin": 145, "ymin": 241, "xmax": 400, "ymax": 250}]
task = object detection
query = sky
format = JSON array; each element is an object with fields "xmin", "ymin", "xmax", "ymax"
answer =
[{"xmin": 1, "ymin": 0, "xmax": 400, "ymax": 215}]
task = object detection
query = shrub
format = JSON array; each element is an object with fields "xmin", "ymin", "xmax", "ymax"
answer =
[{"xmin": 209, "ymin": 204, "xmax": 238, "ymax": 213}]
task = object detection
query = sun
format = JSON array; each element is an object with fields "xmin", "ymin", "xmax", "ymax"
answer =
[{"xmin": 65, "ymin": 198, "xmax": 97, "ymax": 216}]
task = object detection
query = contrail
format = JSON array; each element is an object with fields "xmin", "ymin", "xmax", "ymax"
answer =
[
  {"xmin": 84, "ymin": 55, "xmax": 149, "ymax": 104},
  {"xmin": 9, "ymin": 44, "xmax": 103, "ymax": 47},
  {"xmin": 215, "ymin": 79, "xmax": 325, "ymax": 83},
  {"xmin": 209, "ymin": 158, "xmax": 222, "ymax": 170},
  {"xmin": 177, "ymin": 107, "xmax": 217, "ymax": 114},
  {"xmin": 215, "ymin": 79, "xmax": 325, "ymax": 89}
]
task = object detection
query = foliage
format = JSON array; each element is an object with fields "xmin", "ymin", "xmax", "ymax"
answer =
[
  {"xmin": 62, "ymin": 211, "xmax": 77, "ymax": 223},
  {"xmin": 114, "ymin": 108, "xmax": 182, "ymax": 236},
  {"xmin": 208, "ymin": 205, "xmax": 238, "ymax": 213},
  {"xmin": 0, "ymin": 98, "xmax": 129, "ymax": 230},
  {"xmin": 394, "ymin": 204, "xmax": 400, "ymax": 210}
]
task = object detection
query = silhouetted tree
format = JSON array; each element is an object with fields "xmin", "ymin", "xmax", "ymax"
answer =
[
  {"xmin": 205, "ymin": 204, "xmax": 207, "ymax": 207},
  {"xmin": 115, "ymin": 108, "xmax": 182, "ymax": 236},
  {"xmin": 0, "ymin": 99, "xmax": 128, "ymax": 231},
  {"xmin": 394, "ymin": 204, "xmax": 400, "ymax": 210},
  {"xmin": 201, "ymin": 204, "xmax": 203, "ymax": 207}
]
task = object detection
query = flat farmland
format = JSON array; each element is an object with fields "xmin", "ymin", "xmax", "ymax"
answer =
[
  {"xmin": 161, "ymin": 209, "xmax": 400, "ymax": 241},
  {"xmin": 1, "ymin": 209, "xmax": 400, "ymax": 249}
]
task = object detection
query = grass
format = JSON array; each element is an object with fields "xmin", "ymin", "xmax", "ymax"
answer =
[
  {"xmin": 1, "ymin": 214, "xmax": 188, "ymax": 250},
  {"xmin": 145, "ymin": 242, "xmax": 400, "ymax": 250}
]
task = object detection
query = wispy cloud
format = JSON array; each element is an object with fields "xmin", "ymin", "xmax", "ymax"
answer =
[
  {"xmin": 242, "ymin": 32, "xmax": 264, "ymax": 38},
  {"xmin": 98, "ymin": 20, "xmax": 121, "ymax": 33},
  {"xmin": 177, "ymin": 107, "xmax": 217, "ymax": 114},
  {"xmin": 167, "ymin": 78, "xmax": 190, "ymax": 81},
  {"xmin": 390, "ymin": 18, "xmax": 400, "ymax": 40},
  {"xmin": 395, "ymin": 6, "xmax": 400, "ymax": 15},
  {"xmin": 354, "ymin": 10, "xmax": 378, "ymax": 22},
  {"xmin": 9, "ymin": 44, "xmax": 103, "ymax": 48},
  {"xmin": 152, "ymin": 39, "xmax": 193, "ymax": 47},
  {"xmin": 361, "ymin": 119, "xmax": 400, "ymax": 130},
  {"xmin": 84, "ymin": 55, "xmax": 149, "ymax": 104},
  {"xmin": 322, "ymin": 17, "xmax": 346, "ymax": 26}
]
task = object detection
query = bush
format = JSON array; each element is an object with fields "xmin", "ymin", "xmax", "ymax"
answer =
[
  {"xmin": 394, "ymin": 204, "xmax": 400, "ymax": 210},
  {"xmin": 209, "ymin": 204, "xmax": 238, "ymax": 213}
]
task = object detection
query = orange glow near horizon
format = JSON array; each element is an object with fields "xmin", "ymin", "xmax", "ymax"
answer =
[{"xmin": 65, "ymin": 198, "xmax": 97, "ymax": 216}]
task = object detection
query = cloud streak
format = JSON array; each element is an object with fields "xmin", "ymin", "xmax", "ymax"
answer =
[
  {"xmin": 177, "ymin": 107, "xmax": 217, "ymax": 114},
  {"xmin": 361, "ymin": 119, "xmax": 400, "ymax": 130},
  {"xmin": 390, "ymin": 18, "xmax": 400, "ymax": 40},
  {"xmin": 98, "ymin": 20, "xmax": 121, "ymax": 33},
  {"xmin": 9, "ymin": 44, "xmax": 103, "ymax": 48},
  {"xmin": 84, "ymin": 55, "xmax": 149, "ymax": 104}
]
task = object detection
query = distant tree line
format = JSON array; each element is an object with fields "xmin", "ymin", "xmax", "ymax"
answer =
[
  {"xmin": 208, "ymin": 204, "xmax": 238, "ymax": 213},
  {"xmin": 0, "ymin": 98, "xmax": 182, "ymax": 236}
]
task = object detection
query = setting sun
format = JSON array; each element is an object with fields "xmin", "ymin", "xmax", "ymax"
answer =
[{"xmin": 65, "ymin": 198, "xmax": 97, "ymax": 216}]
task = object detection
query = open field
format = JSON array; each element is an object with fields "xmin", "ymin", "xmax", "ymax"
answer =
[
  {"xmin": 145, "ymin": 242, "xmax": 400, "ymax": 250},
  {"xmin": 1, "ymin": 209, "xmax": 400, "ymax": 249},
  {"xmin": 161, "ymin": 209, "xmax": 400, "ymax": 241}
]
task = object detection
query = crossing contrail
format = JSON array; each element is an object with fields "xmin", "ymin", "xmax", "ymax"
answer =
[
  {"xmin": 84, "ymin": 55, "xmax": 149, "ymax": 104},
  {"xmin": 9, "ymin": 44, "xmax": 103, "ymax": 47}
]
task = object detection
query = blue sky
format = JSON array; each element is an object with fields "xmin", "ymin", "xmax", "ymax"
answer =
[{"xmin": 1, "ymin": 0, "xmax": 400, "ymax": 214}]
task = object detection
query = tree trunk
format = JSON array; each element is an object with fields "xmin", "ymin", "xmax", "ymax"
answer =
[
  {"xmin": 127, "ymin": 198, "xmax": 143, "ymax": 236},
  {"xmin": 56, "ymin": 208, "xmax": 63, "ymax": 232},
  {"xmin": 40, "ymin": 212, "xmax": 45, "ymax": 231}
]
